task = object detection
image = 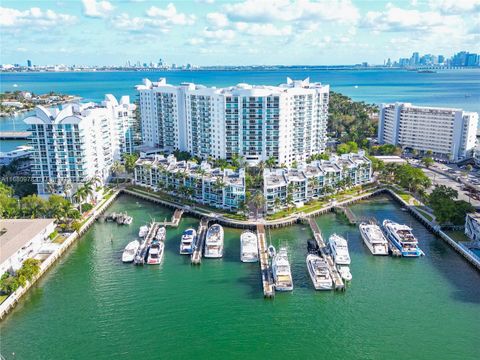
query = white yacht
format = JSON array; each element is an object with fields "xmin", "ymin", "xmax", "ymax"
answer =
[
  {"xmin": 204, "ymin": 224, "xmax": 224, "ymax": 258},
  {"xmin": 240, "ymin": 230, "xmax": 258, "ymax": 263},
  {"xmin": 328, "ymin": 234, "xmax": 352, "ymax": 282},
  {"xmin": 146, "ymin": 240, "xmax": 164, "ymax": 265},
  {"xmin": 122, "ymin": 240, "xmax": 140, "ymax": 263},
  {"xmin": 382, "ymin": 220, "xmax": 424, "ymax": 257},
  {"xmin": 138, "ymin": 225, "xmax": 149, "ymax": 238},
  {"xmin": 359, "ymin": 222, "xmax": 389, "ymax": 255},
  {"xmin": 306, "ymin": 254, "xmax": 333, "ymax": 290},
  {"xmin": 123, "ymin": 216, "xmax": 133, "ymax": 225},
  {"xmin": 179, "ymin": 228, "xmax": 196, "ymax": 255},
  {"xmin": 272, "ymin": 247, "xmax": 293, "ymax": 292},
  {"xmin": 155, "ymin": 226, "xmax": 166, "ymax": 241}
]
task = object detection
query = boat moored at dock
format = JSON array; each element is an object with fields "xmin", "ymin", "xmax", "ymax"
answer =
[
  {"xmin": 240, "ymin": 230, "xmax": 258, "ymax": 263},
  {"xmin": 180, "ymin": 228, "xmax": 197, "ymax": 255},
  {"xmin": 147, "ymin": 240, "xmax": 164, "ymax": 265},
  {"xmin": 306, "ymin": 254, "xmax": 333, "ymax": 290},
  {"xmin": 307, "ymin": 239, "xmax": 320, "ymax": 255},
  {"xmin": 138, "ymin": 225, "xmax": 149, "ymax": 238},
  {"xmin": 268, "ymin": 245, "xmax": 276, "ymax": 258},
  {"xmin": 359, "ymin": 222, "xmax": 389, "ymax": 255},
  {"xmin": 155, "ymin": 226, "xmax": 166, "ymax": 241},
  {"xmin": 382, "ymin": 220, "xmax": 424, "ymax": 257},
  {"xmin": 122, "ymin": 240, "xmax": 140, "ymax": 263},
  {"xmin": 272, "ymin": 247, "xmax": 293, "ymax": 292},
  {"xmin": 204, "ymin": 224, "xmax": 224, "ymax": 258},
  {"xmin": 328, "ymin": 234, "xmax": 352, "ymax": 282}
]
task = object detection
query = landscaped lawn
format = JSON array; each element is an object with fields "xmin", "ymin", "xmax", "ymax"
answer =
[
  {"xmin": 0, "ymin": 294, "xmax": 9, "ymax": 304},
  {"xmin": 445, "ymin": 230, "xmax": 470, "ymax": 243},
  {"xmin": 414, "ymin": 207, "xmax": 434, "ymax": 222}
]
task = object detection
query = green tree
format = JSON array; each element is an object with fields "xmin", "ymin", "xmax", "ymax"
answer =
[
  {"xmin": 428, "ymin": 185, "xmax": 475, "ymax": 225},
  {"xmin": 123, "ymin": 153, "xmax": 139, "ymax": 174},
  {"xmin": 421, "ymin": 157, "xmax": 434, "ymax": 168},
  {"xmin": 20, "ymin": 195, "xmax": 47, "ymax": 218},
  {"xmin": 251, "ymin": 191, "xmax": 266, "ymax": 218}
]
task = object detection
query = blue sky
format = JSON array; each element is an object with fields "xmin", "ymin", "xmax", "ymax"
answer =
[{"xmin": 1, "ymin": 0, "xmax": 479, "ymax": 66}]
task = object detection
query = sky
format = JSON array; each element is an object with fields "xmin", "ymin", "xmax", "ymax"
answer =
[{"xmin": 0, "ymin": 0, "xmax": 479, "ymax": 66}]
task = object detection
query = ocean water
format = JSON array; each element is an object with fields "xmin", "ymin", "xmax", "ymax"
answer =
[
  {"xmin": 1, "ymin": 69, "xmax": 479, "ymax": 152},
  {"xmin": 0, "ymin": 194, "xmax": 478, "ymax": 359}
]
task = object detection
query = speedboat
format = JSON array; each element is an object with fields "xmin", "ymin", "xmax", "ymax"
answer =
[
  {"xmin": 123, "ymin": 215, "xmax": 133, "ymax": 225},
  {"xmin": 179, "ymin": 228, "xmax": 196, "ymax": 255},
  {"xmin": 122, "ymin": 240, "xmax": 140, "ymax": 263},
  {"xmin": 272, "ymin": 247, "xmax": 293, "ymax": 291},
  {"xmin": 267, "ymin": 245, "xmax": 276, "ymax": 258},
  {"xmin": 307, "ymin": 239, "xmax": 320, "ymax": 255},
  {"xmin": 359, "ymin": 222, "xmax": 389, "ymax": 255},
  {"xmin": 138, "ymin": 225, "xmax": 149, "ymax": 238},
  {"xmin": 155, "ymin": 226, "xmax": 166, "ymax": 241},
  {"xmin": 306, "ymin": 254, "xmax": 333, "ymax": 290},
  {"xmin": 204, "ymin": 224, "xmax": 224, "ymax": 258},
  {"xmin": 240, "ymin": 230, "xmax": 258, "ymax": 263},
  {"xmin": 116, "ymin": 214, "xmax": 125, "ymax": 225},
  {"xmin": 147, "ymin": 240, "xmax": 164, "ymax": 265},
  {"xmin": 382, "ymin": 220, "xmax": 424, "ymax": 257},
  {"xmin": 328, "ymin": 234, "xmax": 352, "ymax": 282}
]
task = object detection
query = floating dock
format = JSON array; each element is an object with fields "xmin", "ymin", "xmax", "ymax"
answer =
[
  {"xmin": 191, "ymin": 218, "xmax": 209, "ymax": 265},
  {"xmin": 307, "ymin": 218, "xmax": 345, "ymax": 291},
  {"xmin": 256, "ymin": 224, "xmax": 275, "ymax": 298},
  {"xmin": 164, "ymin": 209, "xmax": 184, "ymax": 227},
  {"xmin": 135, "ymin": 222, "xmax": 160, "ymax": 265}
]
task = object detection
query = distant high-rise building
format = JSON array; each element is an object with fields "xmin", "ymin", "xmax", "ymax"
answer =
[
  {"xmin": 410, "ymin": 52, "xmax": 420, "ymax": 66},
  {"xmin": 27, "ymin": 60, "xmax": 32, "ymax": 67},
  {"xmin": 438, "ymin": 55, "xmax": 445, "ymax": 64},
  {"xmin": 466, "ymin": 53, "xmax": 479, "ymax": 66},
  {"xmin": 378, "ymin": 102, "xmax": 478, "ymax": 162}
]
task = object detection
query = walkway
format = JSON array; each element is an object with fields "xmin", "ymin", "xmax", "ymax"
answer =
[
  {"xmin": 191, "ymin": 218, "xmax": 209, "ymax": 265},
  {"xmin": 257, "ymin": 224, "xmax": 275, "ymax": 298}
]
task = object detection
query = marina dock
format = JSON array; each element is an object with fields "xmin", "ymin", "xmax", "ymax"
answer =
[
  {"xmin": 256, "ymin": 224, "xmax": 275, "ymax": 298},
  {"xmin": 164, "ymin": 209, "xmax": 184, "ymax": 227},
  {"xmin": 191, "ymin": 218, "xmax": 209, "ymax": 265},
  {"xmin": 0, "ymin": 131, "xmax": 31, "ymax": 140},
  {"xmin": 136, "ymin": 222, "xmax": 160, "ymax": 265},
  {"xmin": 307, "ymin": 218, "xmax": 345, "ymax": 291}
]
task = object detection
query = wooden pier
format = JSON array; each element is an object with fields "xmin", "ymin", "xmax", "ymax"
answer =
[
  {"xmin": 307, "ymin": 218, "xmax": 345, "ymax": 291},
  {"xmin": 136, "ymin": 222, "xmax": 160, "ymax": 264},
  {"xmin": 164, "ymin": 209, "xmax": 184, "ymax": 227},
  {"xmin": 191, "ymin": 218, "xmax": 209, "ymax": 265},
  {"xmin": 256, "ymin": 224, "xmax": 275, "ymax": 298}
]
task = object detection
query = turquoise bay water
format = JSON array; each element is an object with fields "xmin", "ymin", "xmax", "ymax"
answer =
[{"xmin": 1, "ymin": 195, "xmax": 479, "ymax": 359}]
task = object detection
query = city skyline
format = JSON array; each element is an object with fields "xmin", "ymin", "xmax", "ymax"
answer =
[{"xmin": 1, "ymin": 0, "xmax": 479, "ymax": 66}]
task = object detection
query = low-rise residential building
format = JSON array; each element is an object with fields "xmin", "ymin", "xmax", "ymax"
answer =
[
  {"xmin": 0, "ymin": 219, "xmax": 56, "ymax": 275},
  {"xmin": 264, "ymin": 151, "xmax": 372, "ymax": 212},
  {"xmin": 378, "ymin": 102, "xmax": 478, "ymax": 162},
  {"xmin": 0, "ymin": 145, "xmax": 33, "ymax": 168},
  {"xmin": 134, "ymin": 154, "xmax": 246, "ymax": 210},
  {"xmin": 465, "ymin": 213, "xmax": 480, "ymax": 242},
  {"xmin": 24, "ymin": 95, "xmax": 136, "ymax": 197}
]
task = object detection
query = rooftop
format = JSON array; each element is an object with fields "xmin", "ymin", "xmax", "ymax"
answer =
[{"xmin": 0, "ymin": 218, "xmax": 55, "ymax": 265}]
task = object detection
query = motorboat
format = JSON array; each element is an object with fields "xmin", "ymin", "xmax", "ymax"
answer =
[
  {"xmin": 123, "ymin": 215, "xmax": 133, "ymax": 225},
  {"xmin": 307, "ymin": 239, "xmax": 320, "ymax": 255},
  {"xmin": 382, "ymin": 220, "xmax": 424, "ymax": 257},
  {"xmin": 306, "ymin": 254, "xmax": 333, "ymax": 290},
  {"xmin": 204, "ymin": 224, "xmax": 224, "ymax": 258},
  {"xmin": 359, "ymin": 222, "xmax": 389, "ymax": 255},
  {"xmin": 272, "ymin": 247, "xmax": 293, "ymax": 291},
  {"xmin": 179, "ymin": 228, "xmax": 196, "ymax": 255},
  {"xmin": 328, "ymin": 234, "xmax": 352, "ymax": 282},
  {"xmin": 267, "ymin": 245, "xmax": 276, "ymax": 258},
  {"xmin": 155, "ymin": 226, "xmax": 166, "ymax": 241},
  {"xmin": 122, "ymin": 240, "xmax": 140, "ymax": 263},
  {"xmin": 146, "ymin": 240, "xmax": 164, "ymax": 265},
  {"xmin": 240, "ymin": 230, "xmax": 258, "ymax": 263},
  {"xmin": 138, "ymin": 225, "xmax": 149, "ymax": 238}
]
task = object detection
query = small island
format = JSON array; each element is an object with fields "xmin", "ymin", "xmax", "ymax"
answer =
[{"xmin": 0, "ymin": 90, "xmax": 79, "ymax": 117}]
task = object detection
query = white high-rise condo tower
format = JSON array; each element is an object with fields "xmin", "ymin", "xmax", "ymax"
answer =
[
  {"xmin": 25, "ymin": 95, "xmax": 136, "ymax": 197},
  {"xmin": 378, "ymin": 102, "xmax": 478, "ymax": 162},
  {"xmin": 136, "ymin": 77, "xmax": 329, "ymax": 166}
]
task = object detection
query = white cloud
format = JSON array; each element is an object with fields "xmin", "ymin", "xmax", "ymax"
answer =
[
  {"xmin": 206, "ymin": 12, "xmax": 229, "ymax": 29},
  {"xmin": 224, "ymin": 0, "xmax": 359, "ymax": 24},
  {"xmin": 113, "ymin": 4, "xmax": 195, "ymax": 32},
  {"xmin": 82, "ymin": 0, "xmax": 114, "ymax": 18},
  {"xmin": 234, "ymin": 22, "xmax": 292, "ymax": 37},
  {"xmin": 429, "ymin": 0, "xmax": 480, "ymax": 14},
  {"xmin": 146, "ymin": 3, "xmax": 195, "ymax": 26},
  {"xmin": 186, "ymin": 38, "xmax": 205, "ymax": 46},
  {"xmin": 361, "ymin": 6, "xmax": 462, "ymax": 32},
  {"xmin": 0, "ymin": 6, "xmax": 76, "ymax": 27}
]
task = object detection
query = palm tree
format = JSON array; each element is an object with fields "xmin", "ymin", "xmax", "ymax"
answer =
[
  {"xmin": 265, "ymin": 156, "xmax": 276, "ymax": 170},
  {"xmin": 46, "ymin": 181, "xmax": 58, "ymax": 195},
  {"xmin": 274, "ymin": 197, "xmax": 282, "ymax": 211},
  {"xmin": 252, "ymin": 191, "xmax": 266, "ymax": 219},
  {"xmin": 286, "ymin": 194, "xmax": 295, "ymax": 210}
]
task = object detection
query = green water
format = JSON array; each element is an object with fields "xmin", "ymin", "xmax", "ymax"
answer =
[{"xmin": 1, "ymin": 195, "xmax": 479, "ymax": 359}]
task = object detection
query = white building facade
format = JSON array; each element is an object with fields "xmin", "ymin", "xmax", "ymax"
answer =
[
  {"xmin": 263, "ymin": 151, "xmax": 372, "ymax": 213},
  {"xmin": 465, "ymin": 213, "xmax": 480, "ymax": 242},
  {"xmin": 136, "ymin": 77, "xmax": 329, "ymax": 166},
  {"xmin": 134, "ymin": 154, "xmax": 246, "ymax": 210},
  {"xmin": 24, "ymin": 95, "xmax": 136, "ymax": 196},
  {"xmin": 378, "ymin": 103, "xmax": 478, "ymax": 162}
]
